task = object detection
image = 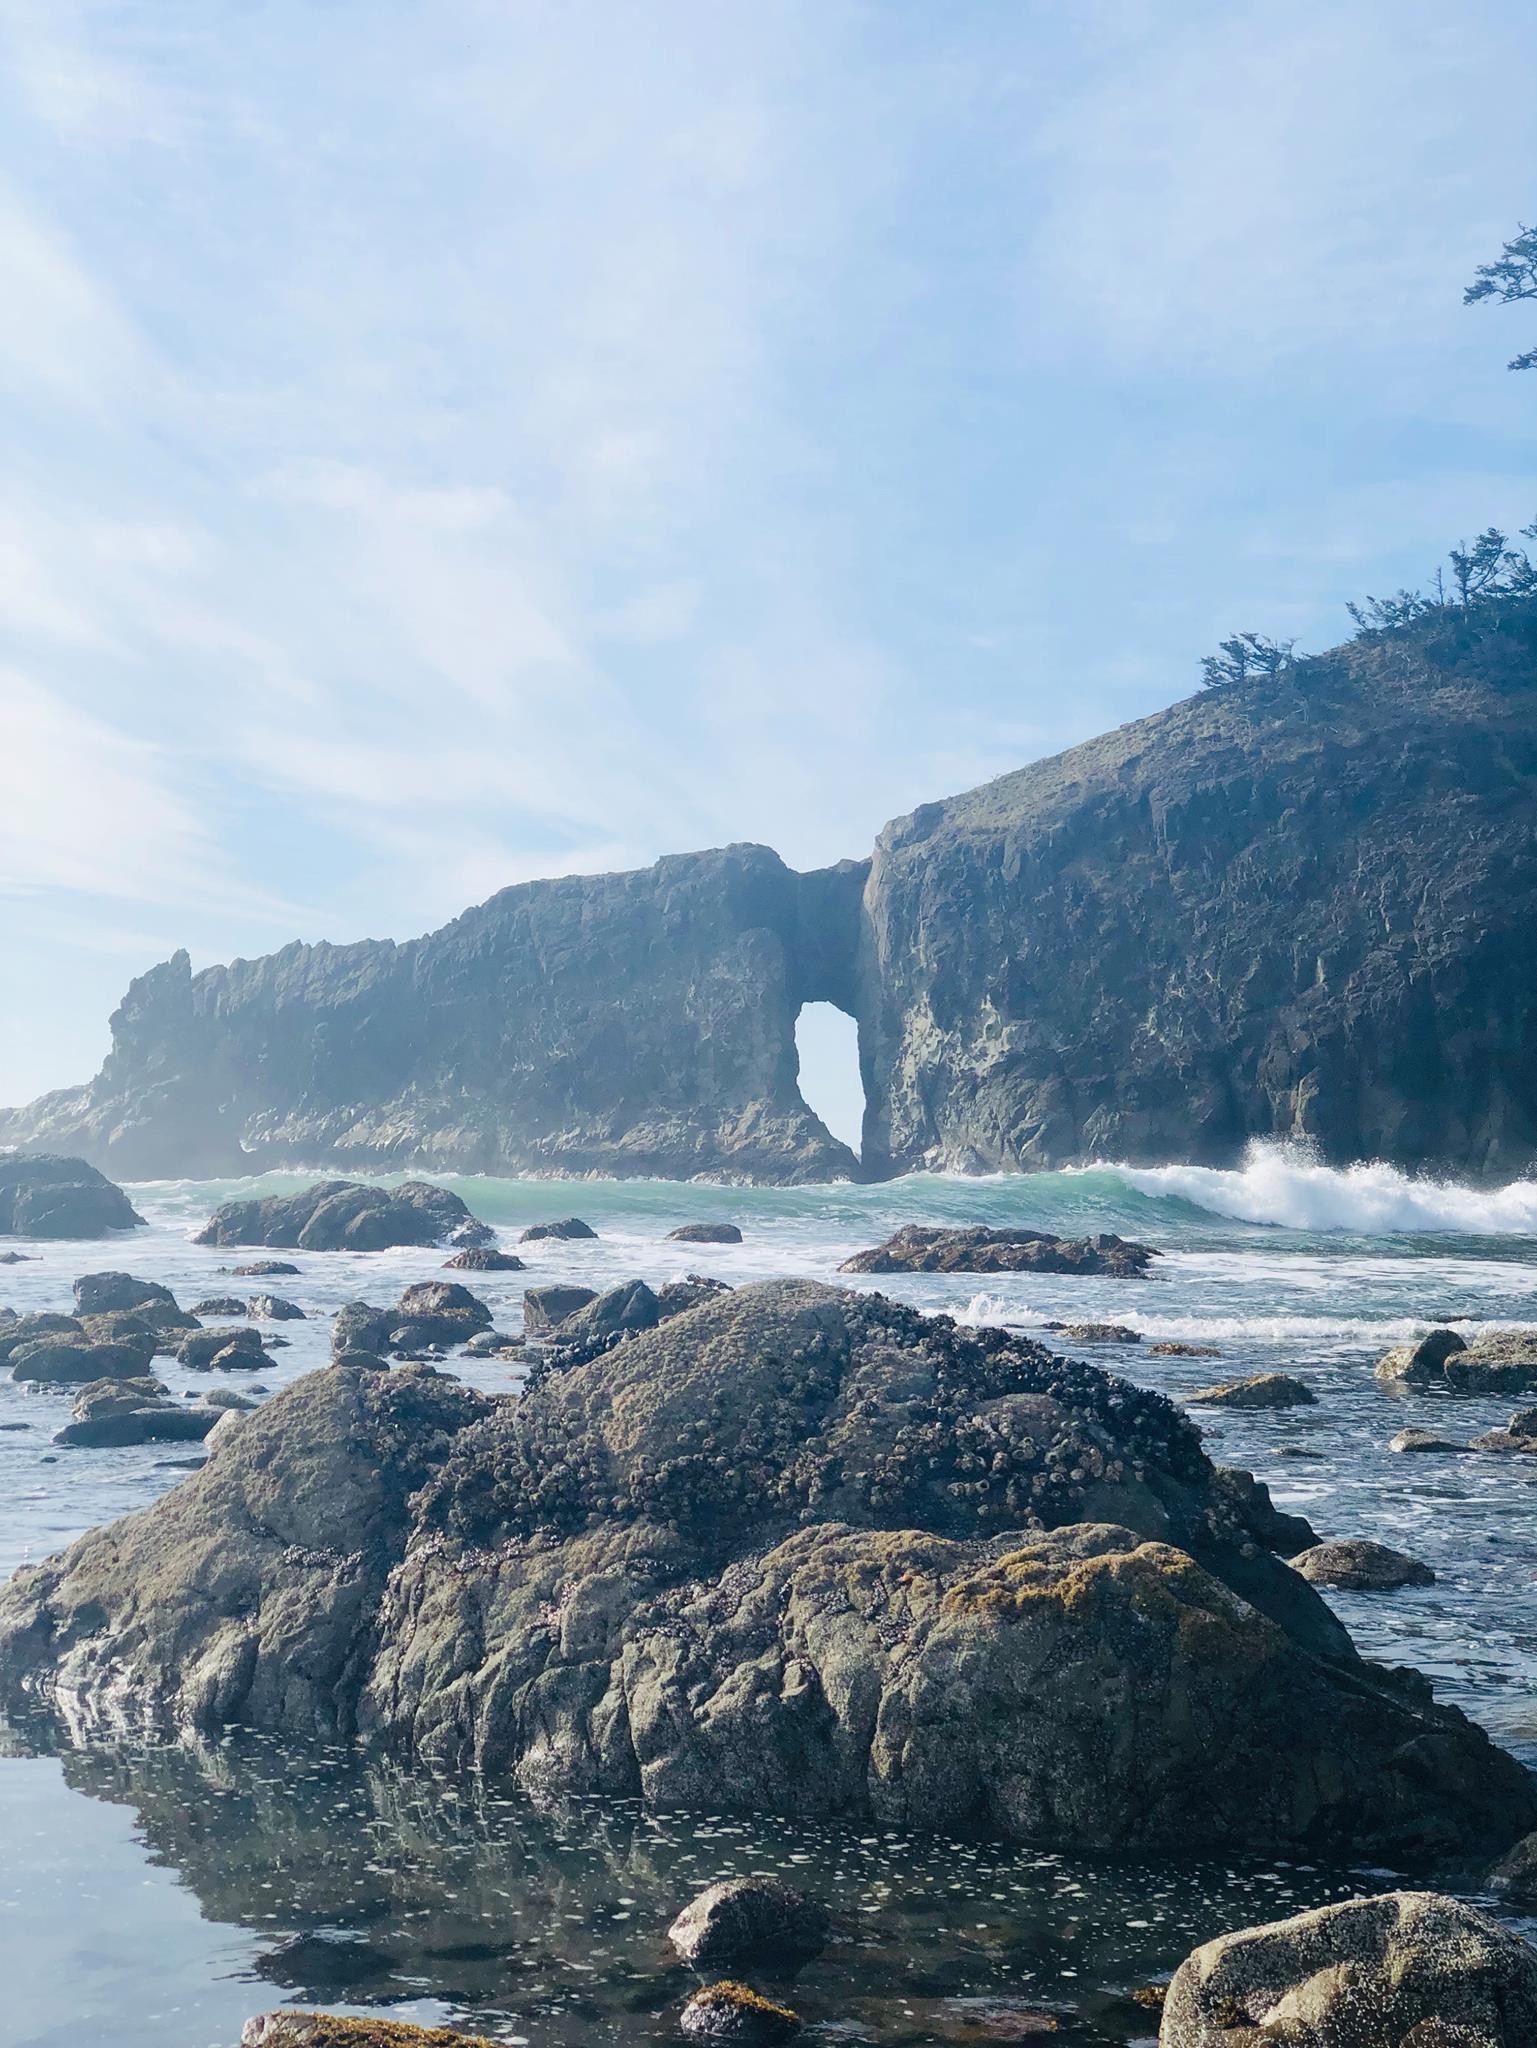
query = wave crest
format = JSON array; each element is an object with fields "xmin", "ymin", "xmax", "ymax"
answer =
[{"xmin": 1101, "ymin": 1142, "xmax": 1537, "ymax": 1236}]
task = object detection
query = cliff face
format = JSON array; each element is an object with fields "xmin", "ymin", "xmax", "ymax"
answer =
[
  {"xmin": 5, "ymin": 613, "xmax": 1536, "ymax": 1182},
  {"xmin": 857, "ymin": 616, "xmax": 1537, "ymax": 1177},
  {"xmin": 2, "ymin": 845, "xmax": 868, "ymax": 1182}
]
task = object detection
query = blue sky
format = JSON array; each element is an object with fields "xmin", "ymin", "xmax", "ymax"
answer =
[{"xmin": 1, "ymin": 0, "xmax": 1535, "ymax": 1116}]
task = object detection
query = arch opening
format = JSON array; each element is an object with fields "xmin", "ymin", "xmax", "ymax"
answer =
[{"xmin": 794, "ymin": 1001, "xmax": 865, "ymax": 1159}]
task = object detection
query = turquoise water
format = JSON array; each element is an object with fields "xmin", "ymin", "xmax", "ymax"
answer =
[{"xmin": 4, "ymin": 1144, "xmax": 1537, "ymax": 2043}]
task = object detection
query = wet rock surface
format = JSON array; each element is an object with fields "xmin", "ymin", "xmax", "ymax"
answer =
[
  {"xmin": 1158, "ymin": 1890, "xmax": 1537, "ymax": 2047},
  {"xmin": 522, "ymin": 1283, "xmax": 599, "ymax": 1335},
  {"xmin": 840, "ymin": 1227, "xmax": 1158, "ymax": 1278},
  {"xmin": 520, "ymin": 1218, "xmax": 598, "ymax": 1243},
  {"xmin": 1188, "ymin": 1373, "xmax": 1317, "ymax": 1410},
  {"xmin": 242, "ymin": 2016, "xmax": 500, "ymax": 2046},
  {"xmin": 1377, "ymin": 1329, "xmax": 1537, "ymax": 1395},
  {"xmin": 196, "ymin": 1181, "xmax": 485, "ymax": 1253},
  {"xmin": 441, "ymin": 1248, "xmax": 524, "ymax": 1272},
  {"xmin": 669, "ymin": 1878, "xmax": 830, "ymax": 1967},
  {"xmin": 2, "ymin": 1279, "xmax": 1532, "ymax": 1863},
  {"xmin": 1292, "ymin": 1539, "xmax": 1437, "ymax": 1590},
  {"xmin": 668, "ymin": 1223, "xmax": 745, "ymax": 1245},
  {"xmin": 0, "ymin": 1153, "xmax": 144, "ymax": 1239},
  {"xmin": 680, "ymin": 1981, "xmax": 801, "ymax": 2042},
  {"xmin": 54, "ymin": 1376, "xmax": 218, "ymax": 1448}
]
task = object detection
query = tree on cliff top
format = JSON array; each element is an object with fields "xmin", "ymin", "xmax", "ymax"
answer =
[{"xmin": 1464, "ymin": 221, "xmax": 1537, "ymax": 370}]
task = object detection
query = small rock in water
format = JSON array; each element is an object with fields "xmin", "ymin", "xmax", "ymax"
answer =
[
  {"xmin": 1146, "ymin": 1341, "xmax": 1221, "ymax": 1357},
  {"xmin": 679, "ymin": 1982, "xmax": 801, "ymax": 2043},
  {"xmin": 1470, "ymin": 1407, "xmax": 1537, "ymax": 1454},
  {"xmin": 1389, "ymin": 1427, "xmax": 1466, "ymax": 1454},
  {"xmin": 520, "ymin": 1216, "xmax": 598, "ymax": 1242},
  {"xmin": 1272, "ymin": 1444, "xmax": 1324, "ymax": 1460},
  {"xmin": 1377, "ymin": 1327, "xmax": 1537, "ymax": 1395},
  {"xmin": 1487, "ymin": 1829, "xmax": 1537, "ymax": 1903},
  {"xmin": 248, "ymin": 1294, "xmax": 306, "ymax": 1321},
  {"xmin": 1186, "ymin": 1373, "xmax": 1316, "ymax": 1409},
  {"xmin": 1292, "ymin": 1539, "xmax": 1435, "ymax": 1590},
  {"xmin": 0, "ymin": 1251, "xmax": 35, "ymax": 1263},
  {"xmin": 1042, "ymin": 1321, "xmax": 1140, "ymax": 1344},
  {"xmin": 442, "ymin": 1248, "xmax": 525, "ymax": 1272},
  {"xmin": 668, "ymin": 1877, "xmax": 829, "ymax": 1966},
  {"xmin": 668, "ymin": 1222, "xmax": 744, "ymax": 1245},
  {"xmin": 839, "ymin": 1224, "xmax": 1157, "ymax": 1278},
  {"xmin": 229, "ymin": 1261, "xmax": 301, "ymax": 1277},
  {"xmin": 191, "ymin": 1297, "xmax": 249, "ymax": 1318},
  {"xmin": 241, "ymin": 2012, "xmax": 500, "ymax": 2045}
]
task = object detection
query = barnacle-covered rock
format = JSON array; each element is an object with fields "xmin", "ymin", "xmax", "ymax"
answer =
[{"xmin": 1, "ymin": 1281, "xmax": 1532, "ymax": 1862}]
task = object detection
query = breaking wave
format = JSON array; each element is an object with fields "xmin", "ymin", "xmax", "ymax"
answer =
[{"xmin": 1103, "ymin": 1142, "xmax": 1537, "ymax": 1236}]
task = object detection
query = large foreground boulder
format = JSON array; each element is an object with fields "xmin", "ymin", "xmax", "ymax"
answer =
[
  {"xmin": 839, "ymin": 1225, "xmax": 1157, "ymax": 1277},
  {"xmin": 195, "ymin": 1180, "xmax": 484, "ymax": 1252},
  {"xmin": 1, "ymin": 1281, "xmax": 1532, "ymax": 1862},
  {"xmin": 1158, "ymin": 1891, "xmax": 1537, "ymax": 2046},
  {"xmin": 0, "ymin": 1154, "xmax": 143, "ymax": 1239}
]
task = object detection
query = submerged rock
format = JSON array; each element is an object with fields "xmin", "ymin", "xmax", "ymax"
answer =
[
  {"xmin": 1470, "ymin": 1409, "xmax": 1537, "ymax": 1455},
  {"xmin": 669, "ymin": 1878, "xmax": 829, "ymax": 1966},
  {"xmin": 840, "ymin": 1226, "xmax": 1157, "ymax": 1278},
  {"xmin": 1292, "ymin": 1540, "xmax": 1436, "ymax": 1590},
  {"xmin": 195, "ymin": 1180, "xmax": 484, "ymax": 1253},
  {"xmin": 1377, "ymin": 1329, "xmax": 1537, "ymax": 1396},
  {"xmin": 1187, "ymin": 1374, "xmax": 1316, "ymax": 1410},
  {"xmin": 668, "ymin": 1223, "xmax": 744, "ymax": 1245},
  {"xmin": 1044, "ymin": 1322, "xmax": 1141, "ymax": 1344},
  {"xmin": 441, "ymin": 1248, "xmax": 524, "ymax": 1272},
  {"xmin": 680, "ymin": 1982, "xmax": 801, "ymax": 2043},
  {"xmin": 2, "ymin": 1280, "xmax": 1531, "ymax": 1862},
  {"xmin": 55, "ymin": 1378, "xmax": 217, "ymax": 1449},
  {"xmin": 520, "ymin": 1217, "xmax": 598, "ymax": 1243},
  {"xmin": 241, "ymin": 2015, "xmax": 500, "ymax": 2046},
  {"xmin": 230, "ymin": 1261, "xmax": 301, "ymax": 1277},
  {"xmin": 1158, "ymin": 1891, "xmax": 1537, "ymax": 2047},
  {"xmin": 1391, "ymin": 1428, "xmax": 1467, "ymax": 1454},
  {"xmin": 1147, "ymin": 1342, "xmax": 1221, "ymax": 1358},
  {"xmin": 0, "ymin": 1154, "xmax": 143, "ymax": 1240}
]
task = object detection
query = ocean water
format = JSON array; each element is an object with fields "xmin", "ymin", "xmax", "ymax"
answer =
[{"xmin": 4, "ymin": 1142, "xmax": 1537, "ymax": 2045}]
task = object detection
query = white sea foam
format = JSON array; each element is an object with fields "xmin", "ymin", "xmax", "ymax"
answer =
[{"xmin": 1099, "ymin": 1142, "xmax": 1537, "ymax": 1236}]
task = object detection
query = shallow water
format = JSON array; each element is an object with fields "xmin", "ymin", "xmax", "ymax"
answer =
[{"xmin": 4, "ymin": 1146, "xmax": 1537, "ymax": 2043}]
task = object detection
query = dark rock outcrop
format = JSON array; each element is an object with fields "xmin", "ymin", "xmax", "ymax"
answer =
[
  {"xmin": 10, "ymin": 1337, "xmax": 154, "ymax": 1386},
  {"xmin": 520, "ymin": 1217, "xmax": 598, "ymax": 1242},
  {"xmin": 1158, "ymin": 1891, "xmax": 1537, "ymax": 2047},
  {"xmin": 2, "ymin": 1280, "xmax": 1532, "ymax": 1863},
  {"xmin": 668, "ymin": 1223, "xmax": 744, "ymax": 1245},
  {"xmin": 442, "ymin": 1247, "xmax": 524, "ymax": 1272},
  {"xmin": 230, "ymin": 1260, "xmax": 301, "ymax": 1277},
  {"xmin": 195, "ymin": 1180, "xmax": 485, "ymax": 1252},
  {"xmin": 73, "ymin": 1272, "xmax": 195, "ymax": 1332},
  {"xmin": 248, "ymin": 1294, "xmax": 306, "ymax": 1321},
  {"xmin": 178, "ymin": 1326, "xmax": 267, "ymax": 1372},
  {"xmin": 839, "ymin": 1226, "xmax": 1158, "ymax": 1277},
  {"xmin": 0, "ymin": 1154, "xmax": 143, "ymax": 1238}
]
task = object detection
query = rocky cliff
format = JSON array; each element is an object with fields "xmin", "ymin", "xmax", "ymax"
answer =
[{"xmin": 5, "ymin": 608, "xmax": 1536, "ymax": 1181}]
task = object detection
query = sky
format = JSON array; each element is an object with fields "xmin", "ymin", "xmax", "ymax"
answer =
[{"xmin": 1, "ymin": 0, "xmax": 1535, "ymax": 1125}]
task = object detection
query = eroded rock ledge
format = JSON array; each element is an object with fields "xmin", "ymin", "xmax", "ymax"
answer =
[{"xmin": 1, "ymin": 1280, "xmax": 1530, "ymax": 1860}]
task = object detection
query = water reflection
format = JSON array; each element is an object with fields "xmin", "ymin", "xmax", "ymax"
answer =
[{"xmin": 4, "ymin": 1720, "xmax": 1416, "ymax": 2046}]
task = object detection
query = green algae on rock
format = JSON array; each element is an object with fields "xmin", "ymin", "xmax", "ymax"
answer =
[{"xmin": 0, "ymin": 1280, "xmax": 1532, "ymax": 1863}]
